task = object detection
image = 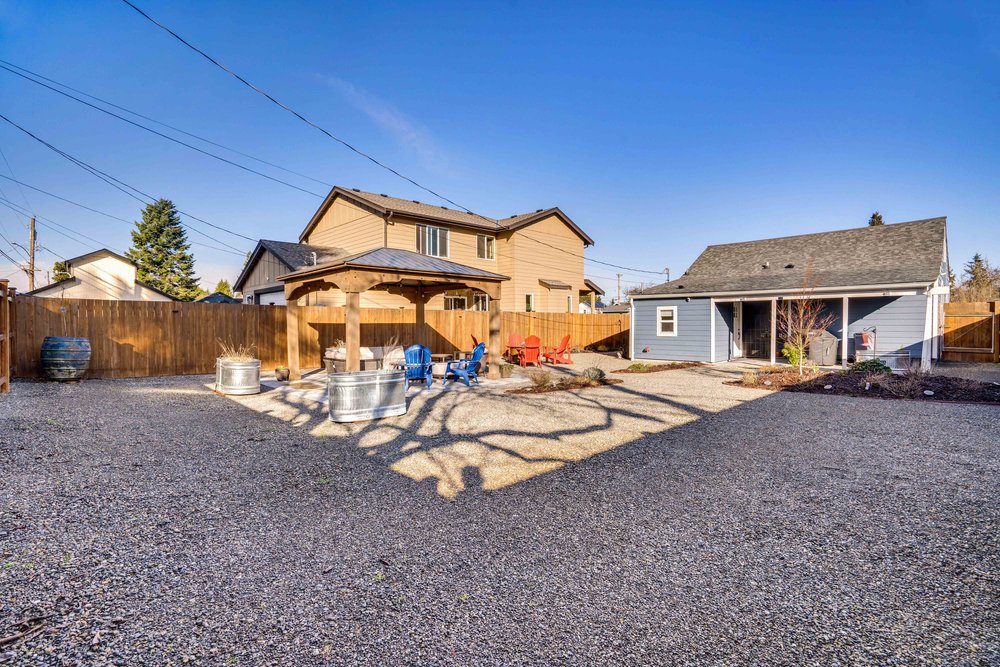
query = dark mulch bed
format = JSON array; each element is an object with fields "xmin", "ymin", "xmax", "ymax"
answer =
[
  {"xmin": 615, "ymin": 362, "xmax": 704, "ymax": 374},
  {"xmin": 508, "ymin": 378, "xmax": 623, "ymax": 395},
  {"xmin": 729, "ymin": 368, "xmax": 1000, "ymax": 404}
]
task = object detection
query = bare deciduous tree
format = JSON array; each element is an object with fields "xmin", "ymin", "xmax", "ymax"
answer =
[{"xmin": 777, "ymin": 264, "xmax": 837, "ymax": 375}]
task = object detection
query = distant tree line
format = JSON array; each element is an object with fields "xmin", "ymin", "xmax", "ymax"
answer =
[{"xmin": 951, "ymin": 253, "xmax": 999, "ymax": 302}]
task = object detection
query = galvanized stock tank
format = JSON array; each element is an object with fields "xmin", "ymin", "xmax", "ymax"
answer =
[
  {"xmin": 328, "ymin": 369, "xmax": 407, "ymax": 422},
  {"xmin": 215, "ymin": 358, "xmax": 261, "ymax": 395}
]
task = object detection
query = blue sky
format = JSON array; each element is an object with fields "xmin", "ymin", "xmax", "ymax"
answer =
[{"xmin": 0, "ymin": 1, "xmax": 997, "ymax": 295}]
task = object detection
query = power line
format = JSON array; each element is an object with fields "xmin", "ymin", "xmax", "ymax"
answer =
[
  {"xmin": 120, "ymin": 0, "xmax": 485, "ymax": 218},
  {"xmin": 0, "ymin": 143, "xmax": 33, "ymax": 214},
  {"xmin": 0, "ymin": 114, "xmax": 253, "ymax": 252},
  {"xmin": 0, "ymin": 62, "xmax": 325, "ymax": 199},
  {"xmin": 0, "ymin": 173, "xmax": 245, "ymax": 256},
  {"xmin": 0, "ymin": 57, "xmax": 334, "ymax": 189}
]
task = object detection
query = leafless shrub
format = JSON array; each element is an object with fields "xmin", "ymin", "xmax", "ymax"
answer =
[
  {"xmin": 741, "ymin": 371, "xmax": 760, "ymax": 386},
  {"xmin": 887, "ymin": 367, "xmax": 928, "ymax": 398},
  {"xmin": 529, "ymin": 370, "xmax": 553, "ymax": 388},
  {"xmin": 218, "ymin": 340, "xmax": 256, "ymax": 361}
]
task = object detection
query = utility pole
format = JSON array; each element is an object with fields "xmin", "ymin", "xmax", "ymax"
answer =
[
  {"xmin": 616, "ymin": 273, "xmax": 622, "ymax": 304},
  {"xmin": 27, "ymin": 216, "xmax": 36, "ymax": 291}
]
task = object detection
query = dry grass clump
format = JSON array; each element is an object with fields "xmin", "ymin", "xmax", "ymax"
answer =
[
  {"xmin": 218, "ymin": 340, "xmax": 257, "ymax": 361},
  {"xmin": 741, "ymin": 371, "xmax": 760, "ymax": 386},
  {"xmin": 529, "ymin": 370, "xmax": 553, "ymax": 388},
  {"xmin": 885, "ymin": 368, "xmax": 927, "ymax": 399}
]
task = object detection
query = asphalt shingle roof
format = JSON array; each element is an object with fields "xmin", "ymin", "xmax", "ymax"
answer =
[
  {"xmin": 260, "ymin": 239, "xmax": 349, "ymax": 270},
  {"xmin": 641, "ymin": 217, "xmax": 947, "ymax": 296}
]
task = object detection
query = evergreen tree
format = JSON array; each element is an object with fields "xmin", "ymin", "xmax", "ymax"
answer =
[
  {"xmin": 52, "ymin": 260, "xmax": 71, "ymax": 282},
  {"xmin": 214, "ymin": 279, "xmax": 233, "ymax": 297},
  {"xmin": 868, "ymin": 211, "xmax": 884, "ymax": 226},
  {"xmin": 125, "ymin": 199, "xmax": 201, "ymax": 301},
  {"xmin": 964, "ymin": 253, "xmax": 990, "ymax": 288}
]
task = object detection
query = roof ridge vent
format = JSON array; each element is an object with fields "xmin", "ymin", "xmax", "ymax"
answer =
[
  {"xmin": 784, "ymin": 263, "xmax": 794, "ymax": 269},
  {"xmin": 412, "ymin": 200, "xmax": 420, "ymax": 203},
  {"xmin": 535, "ymin": 209, "xmax": 543, "ymax": 212},
  {"xmin": 351, "ymin": 188, "xmax": 360, "ymax": 192},
  {"xmin": 379, "ymin": 193, "xmax": 388, "ymax": 197}
]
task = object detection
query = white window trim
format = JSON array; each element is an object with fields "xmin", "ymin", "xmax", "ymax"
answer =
[
  {"xmin": 416, "ymin": 223, "xmax": 450, "ymax": 258},
  {"xmin": 525, "ymin": 293, "xmax": 535, "ymax": 313},
  {"xmin": 656, "ymin": 306, "xmax": 678, "ymax": 337},
  {"xmin": 444, "ymin": 295, "xmax": 467, "ymax": 311},
  {"xmin": 472, "ymin": 293, "xmax": 489, "ymax": 311},
  {"xmin": 476, "ymin": 234, "xmax": 496, "ymax": 261}
]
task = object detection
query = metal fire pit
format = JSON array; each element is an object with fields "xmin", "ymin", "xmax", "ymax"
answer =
[
  {"xmin": 216, "ymin": 359, "xmax": 262, "ymax": 395},
  {"xmin": 328, "ymin": 369, "xmax": 407, "ymax": 423}
]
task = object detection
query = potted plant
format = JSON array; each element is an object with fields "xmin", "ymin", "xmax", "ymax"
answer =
[
  {"xmin": 498, "ymin": 361, "xmax": 515, "ymax": 378},
  {"xmin": 215, "ymin": 341, "xmax": 261, "ymax": 395},
  {"xmin": 274, "ymin": 365, "xmax": 290, "ymax": 382}
]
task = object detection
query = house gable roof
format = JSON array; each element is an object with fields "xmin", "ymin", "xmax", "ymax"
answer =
[
  {"xmin": 279, "ymin": 247, "xmax": 509, "ymax": 282},
  {"xmin": 233, "ymin": 239, "xmax": 349, "ymax": 292},
  {"xmin": 640, "ymin": 217, "xmax": 947, "ymax": 297},
  {"xmin": 298, "ymin": 187, "xmax": 594, "ymax": 246}
]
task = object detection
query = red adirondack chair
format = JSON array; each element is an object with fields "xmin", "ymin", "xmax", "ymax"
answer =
[
  {"xmin": 543, "ymin": 335, "xmax": 573, "ymax": 365},
  {"xmin": 520, "ymin": 335, "xmax": 541, "ymax": 367},
  {"xmin": 506, "ymin": 333, "xmax": 524, "ymax": 364}
]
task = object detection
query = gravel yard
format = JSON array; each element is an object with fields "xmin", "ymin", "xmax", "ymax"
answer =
[{"xmin": 2, "ymin": 358, "xmax": 999, "ymax": 665}]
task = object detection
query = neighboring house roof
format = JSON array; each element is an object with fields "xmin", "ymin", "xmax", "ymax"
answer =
[
  {"xmin": 24, "ymin": 248, "xmax": 177, "ymax": 300},
  {"xmin": 298, "ymin": 186, "xmax": 595, "ymax": 246},
  {"xmin": 280, "ymin": 247, "xmax": 509, "ymax": 282},
  {"xmin": 602, "ymin": 303, "xmax": 631, "ymax": 313},
  {"xmin": 639, "ymin": 218, "xmax": 947, "ymax": 297},
  {"xmin": 197, "ymin": 292, "xmax": 241, "ymax": 304},
  {"xmin": 233, "ymin": 239, "xmax": 349, "ymax": 292},
  {"xmin": 583, "ymin": 278, "xmax": 605, "ymax": 295}
]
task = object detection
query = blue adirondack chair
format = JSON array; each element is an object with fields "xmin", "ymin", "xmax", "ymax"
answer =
[
  {"xmin": 399, "ymin": 344, "xmax": 433, "ymax": 390},
  {"xmin": 444, "ymin": 342, "xmax": 487, "ymax": 386}
]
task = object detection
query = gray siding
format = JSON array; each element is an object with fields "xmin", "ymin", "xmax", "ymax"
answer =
[
  {"xmin": 714, "ymin": 301, "xmax": 733, "ymax": 362},
  {"xmin": 633, "ymin": 298, "xmax": 712, "ymax": 362},
  {"xmin": 819, "ymin": 295, "xmax": 928, "ymax": 359}
]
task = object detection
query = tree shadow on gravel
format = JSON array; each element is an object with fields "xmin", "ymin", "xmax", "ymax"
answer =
[{"xmin": 221, "ymin": 367, "xmax": 761, "ymax": 498}]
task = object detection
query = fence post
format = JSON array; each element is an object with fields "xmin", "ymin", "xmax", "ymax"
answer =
[
  {"xmin": 994, "ymin": 301, "xmax": 999, "ymax": 364},
  {"xmin": 0, "ymin": 280, "xmax": 9, "ymax": 393}
]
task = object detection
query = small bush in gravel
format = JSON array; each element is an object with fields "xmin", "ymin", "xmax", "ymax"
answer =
[
  {"xmin": 741, "ymin": 371, "xmax": 760, "ymax": 386},
  {"xmin": 625, "ymin": 362, "xmax": 649, "ymax": 372},
  {"xmin": 851, "ymin": 358, "xmax": 892, "ymax": 375},
  {"xmin": 529, "ymin": 370, "xmax": 553, "ymax": 388},
  {"xmin": 886, "ymin": 368, "xmax": 927, "ymax": 399},
  {"xmin": 582, "ymin": 367, "xmax": 606, "ymax": 382}
]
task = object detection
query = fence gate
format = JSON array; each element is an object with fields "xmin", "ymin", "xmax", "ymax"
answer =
[{"xmin": 942, "ymin": 301, "xmax": 999, "ymax": 363}]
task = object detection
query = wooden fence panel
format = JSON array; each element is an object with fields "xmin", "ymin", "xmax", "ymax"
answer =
[
  {"xmin": 942, "ymin": 301, "xmax": 999, "ymax": 363},
  {"xmin": 12, "ymin": 296, "xmax": 630, "ymax": 378}
]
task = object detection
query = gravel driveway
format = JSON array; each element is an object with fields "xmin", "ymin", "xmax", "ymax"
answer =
[{"xmin": 2, "ymin": 360, "xmax": 998, "ymax": 665}]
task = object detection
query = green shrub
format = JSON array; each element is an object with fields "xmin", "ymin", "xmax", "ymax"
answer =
[
  {"xmin": 625, "ymin": 362, "xmax": 650, "ymax": 372},
  {"xmin": 851, "ymin": 358, "xmax": 892, "ymax": 375},
  {"xmin": 781, "ymin": 342, "xmax": 804, "ymax": 366},
  {"xmin": 582, "ymin": 367, "xmax": 606, "ymax": 382}
]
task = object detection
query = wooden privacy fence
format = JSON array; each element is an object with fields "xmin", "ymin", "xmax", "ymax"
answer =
[
  {"xmin": 942, "ymin": 301, "xmax": 999, "ymax": 363},
  {"xmin": 13, "ymin": 296, "xmax": 629, "ymax": 379},
  {"xmin": 0, "ymin": 280, "xmax": 13, "ymax": 393}
]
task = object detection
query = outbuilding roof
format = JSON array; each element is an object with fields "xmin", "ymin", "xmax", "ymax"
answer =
[{"xmin": 639, "ymin": 217, "xmax": 947, "ymax": 296}]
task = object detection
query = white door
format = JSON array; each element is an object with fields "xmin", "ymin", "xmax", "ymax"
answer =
[{"xmin": 732, "ymin": 302, "xmax": 743, "ymax": 358}]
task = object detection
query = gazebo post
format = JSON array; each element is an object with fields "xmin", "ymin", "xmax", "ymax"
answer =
[
  {"xmin": 345, "ymin": 291, "xmax": 361, "ymax": 372},
  {"xmin": 286, "ymin": 296, "xmax": 301, "ymax": 380},
  {"xmin": 488, "ymin": 291, "xmax": 501, "ymax": 379},
  {"xmin": 414, "ymin": 292, "xmax": 426, "ymax": 347}
]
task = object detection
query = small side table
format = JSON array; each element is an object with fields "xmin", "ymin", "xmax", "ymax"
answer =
[{"xmin": 430, "ymin": 353, "xmax": 452, "ymax": 364}]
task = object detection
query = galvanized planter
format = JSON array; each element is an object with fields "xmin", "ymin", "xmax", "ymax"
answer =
[
  {"xmin": 328, "ymin": 369, "xmax": 407, "ymax": 423},
  {"xmin": 216, "ymin": 358, "xmax": 261, "ymax": 395}
]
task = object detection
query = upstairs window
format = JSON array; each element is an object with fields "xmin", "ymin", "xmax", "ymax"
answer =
[
  {"xmin": 656, "ymin": 306, "xmax": 677, "ymax": 336},
  {"xmin": 477, "ymin": 234, "xmax": 495, "ymax": 260},
  {"xmin": 416, "ymin": 224, "xmax": 449, "ymax": 258}
]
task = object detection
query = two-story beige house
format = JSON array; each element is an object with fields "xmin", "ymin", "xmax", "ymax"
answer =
[{"xmin": 234, "ymin": 187, "xmax": 598, "ymax": 312}]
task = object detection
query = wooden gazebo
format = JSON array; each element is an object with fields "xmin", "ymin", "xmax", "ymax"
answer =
[{"xmin": 279, "ymin": 248, "xmax": 507, "ymax": 379}]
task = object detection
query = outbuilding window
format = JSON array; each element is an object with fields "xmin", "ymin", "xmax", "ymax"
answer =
[{"xmin": 656, "ymin": 306, "xmax": 678, "ymax": 336}]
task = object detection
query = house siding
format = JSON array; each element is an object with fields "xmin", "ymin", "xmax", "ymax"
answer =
[
  {"xmin": 632, "ymin": 298, "xmax": 712, "ymax": 362},
  {"xmin": 820, "ymin": 295, "xmax": 928, "ymax": 359}
]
